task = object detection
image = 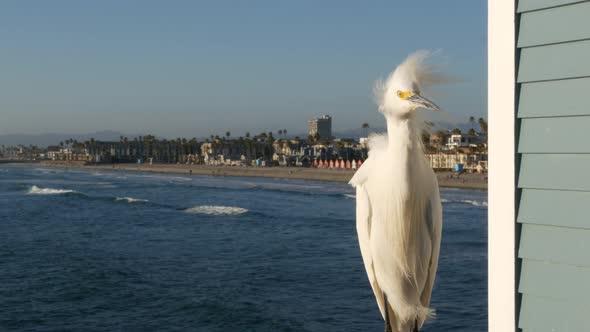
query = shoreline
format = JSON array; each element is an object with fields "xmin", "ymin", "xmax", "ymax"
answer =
[{"xmin": 10, "ymin": 161, "xmax": 488, "ymax": 190}]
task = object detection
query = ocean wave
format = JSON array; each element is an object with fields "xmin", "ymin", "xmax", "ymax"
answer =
[
  {"xmin": 116, "ymin": 197, "xmax": 148, "ymax": 203},
  {"xmin": 131, "ymin": 174, "xmax": 192, "ymax": 182},
  {"xmin": 169, "ymin": 176, "xmax": 192, "ymax": 182},
  {"xmin": 460, "ymin": 200, "xmax": 488, "ymax": 207},
  {"xmin": 441, "ymin": 198, "xmax": 487, "ymax": 207},
  {"xmin": 28, "ymin": 185, "xmax": 76, "ymax": 195},
  {"xmin": 33, "ymin": 168, "xmax": 63, "ymax": 174},
  {"xmin": 184, "ymin": 205, "xmax": 248, "ymax": 216},
  {"xmin": 344, "ymin": 194, "xmax": 356, "ymax": 199}
]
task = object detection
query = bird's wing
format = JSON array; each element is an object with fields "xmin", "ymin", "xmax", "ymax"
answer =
[
  {"xmin": 348, "ymin": 156, "xmax": 372, "ymax": 187},
  {"xmin": 419, "ymin": 186, "xmax": 443, "ymax": 326},
  {"xmin": 350, "ymin": 158, "xmax": 389, "ymax": 319},
  {"xmin": 355, "ymin": 182, "xmax": 389, "ymax": 319}
]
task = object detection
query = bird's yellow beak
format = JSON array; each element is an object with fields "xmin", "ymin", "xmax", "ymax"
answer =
[{"xmin": 397, "ymin": 90, "xmax": 441, "ymax": 111}]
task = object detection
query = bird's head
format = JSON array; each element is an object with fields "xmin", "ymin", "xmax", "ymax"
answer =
[{"xmin": 375, "ymin": 50, "xmax": 443, "ymax": 117}]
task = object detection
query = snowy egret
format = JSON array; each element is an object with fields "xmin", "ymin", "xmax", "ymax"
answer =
[{"xmin": 349, "ymin": 51, "xmax": 443, "ymax": 332}]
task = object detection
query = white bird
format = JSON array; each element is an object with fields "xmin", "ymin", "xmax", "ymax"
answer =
[{"xmin": 349, "ymin": 51, "xmax": 444, "ymax": 332}]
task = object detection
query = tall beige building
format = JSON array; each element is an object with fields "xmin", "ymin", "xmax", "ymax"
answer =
[{"xmin": 308, "ymin": 115, "xmax": 332, "ymax": 139}]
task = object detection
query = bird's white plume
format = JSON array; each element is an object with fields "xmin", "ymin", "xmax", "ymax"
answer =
[
  {"xmin": 352, "ymin": 50, "xmax": 445, "ymax": 331},
  {"xmin": 374, "ymin": 50, "xmax": 452, "ymax": 111}
]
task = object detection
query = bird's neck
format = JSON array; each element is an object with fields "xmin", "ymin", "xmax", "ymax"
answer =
[
  {"xmin": 385, "ymin": 114, "xmax": 422, "ymax": 153},
  {"xmin": 384, "ymin": 113, "xmax": 432, "ymax": 199}
]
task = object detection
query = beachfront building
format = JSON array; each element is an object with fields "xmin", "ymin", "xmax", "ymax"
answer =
[
  {"xmin": 46, "ymin": 146, "xmax": 61, "ymax": 161},
  {"xmin": 445, "ymin": 133, "xmax": 486, "ymax": 150},
  {"xmin": 46, "ymin": 147, "xmax": 90, "ymax": 162},
  {"xmin": 272, "ymin": 139, "xmax": 307, "ymax": 166},
  {"xmin": 425, "ymin": 152, "xmax": 487, "ymax": 172},
  {"xmin": 83, "ymin": 137, "xmax": 201, "ymax": 164},
  {"xmin": 201, "ymin": 138, "xmax": 274, "ymax": 166},
  {"xmin": 308, "ymin": 115, "xmax": 332, "ymax": 140},
  {"xmin": 489, "ymin": 1, "xmax": 590, "ymax": 331}
]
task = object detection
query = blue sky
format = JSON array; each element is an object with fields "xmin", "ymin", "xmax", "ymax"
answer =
[{"xmin": 0, "ymin": 1, "xmax": 486, "ymax": 138}]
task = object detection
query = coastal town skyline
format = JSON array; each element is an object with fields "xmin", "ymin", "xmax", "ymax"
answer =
[
  {"xmin": 0, "ymin": 112, "xmax": 487, "ymax": 148},
  {"xmin": 1, "ymin": 114, "xmax": 488, "ymax": 175},
  {"xmin": 1, "ymin": 1, "xmax": 486, "ymax": 137}
]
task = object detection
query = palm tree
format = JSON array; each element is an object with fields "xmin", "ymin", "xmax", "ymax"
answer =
[
  {"xmin": 245, "ymin": 131, "xmax": 250, "ymax": 138},
  {"xmin": 478, "ymin": 117, "xmax": 488, "ymax": 134},
  {"xmin": 226, "ymin": 131, "xmax": 231, "ymax": 139},
  {"xmin": 468, "ymin": 116, "xmax": 477, "ymax": 137},
  {"xmin": 452, "ymin": 128, "xmax": 462, "ymax": 135},
  {"xmin": 283, "ymin": 129, "xmax": 287, "ymax": 137},
  {"xmin": 278, "ymin": 130, "xmax": 283, "ymax": 137}
]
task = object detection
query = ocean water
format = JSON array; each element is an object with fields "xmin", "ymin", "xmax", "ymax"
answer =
[{"xmin": 0, "ymin": 165, "xmax": 487, "ymax": 332}]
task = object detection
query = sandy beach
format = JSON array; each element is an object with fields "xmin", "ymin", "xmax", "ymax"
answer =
[{"xmin": 24, "ymin": 161, "xmax": 487, "ymax": 190}]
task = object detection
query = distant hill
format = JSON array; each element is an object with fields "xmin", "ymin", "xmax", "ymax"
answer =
[
  {"xmin": 0, "ymin": 120, "xmax": 485, "ymax": 147},
  {"xmin": 0, "ymin": 131, "xmax": 132, "ymax": 147},
  {"xmin": 333, "ymin": 121, "xmax": 483, "ymax": 139}
]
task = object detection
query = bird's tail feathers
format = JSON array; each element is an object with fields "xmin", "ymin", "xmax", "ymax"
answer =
[{"xmin": 418, "ymin": 305, "xmax": 436, "ymax": 322}]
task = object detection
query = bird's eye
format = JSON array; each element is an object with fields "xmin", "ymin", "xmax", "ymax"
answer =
[{"xmin": 396, "ymin": 91, "xmax": 403, "ymax": 98}]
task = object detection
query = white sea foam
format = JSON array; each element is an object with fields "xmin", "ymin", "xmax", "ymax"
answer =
[
  {"xmin": 184, "ymin": 205, "xmax": 248, "ymax": 216},
  {"xmin": 28, "ymin": 185, "xmax": 75, "ymax": 195},
  {"xmin": 170, "ymin": 176, "xmax": 192, "ymax": 182},
  {"xmin": 460, "ymin": 199, "xmax": 487, "ymax": 207},
  {"xmin": 440, "ymin": 198, "xmax": 487, "ymax": 207},
  {"xmin": 34, "ymin": 168, "xmax": 61, "ymax": 173},
  {"xmin": 116, "ymin": 197, "xmax": 148, "ymax": 203},
  {"xmin": 344, "ymin": 194, "xmax": 356, "ymax": 199}
]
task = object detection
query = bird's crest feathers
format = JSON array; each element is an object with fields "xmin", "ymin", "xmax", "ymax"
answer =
[{"xmin": 374, "ymin": 50, "xmax": 452, "ymax": 112}]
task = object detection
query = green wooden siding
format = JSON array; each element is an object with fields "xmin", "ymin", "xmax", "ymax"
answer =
[
  {"xmin": 519, "ymin": 224, "xmax": 590, "ymax": 267},
  {"xmin": 518, "ymin": 189, "xmax": 590, "ymax": 229},
  {"xmin": 519, "ymin": 154, "xmax": 590, "ymax": 190},
  {"xmin": 519, "ymin": 295, "xmax": 590, "ymax": 331},
  {"xmin": 518, "ymin": 77, "xmax": 590, "ymax": 117},
  {"xmin": 519, "ymin": 117, "xmax": 590, "ymax": 153},
  {"xmin": 518, "ymin": 0, "xmax": 587, "ymax": 13},
  {"xmin": 519, "ymin": 259, "xmax": 590, "ymax": 299},
  {"xmin": 517, "ymin": 1, "xmax": 590, "ymax": 330},
  {"xmin": 518, "ymin": 1, "xmax": 590, "ymax": 47},
  {"xmin": 518, "ymin": 39, "xmax": 590, "ymax": 82}
]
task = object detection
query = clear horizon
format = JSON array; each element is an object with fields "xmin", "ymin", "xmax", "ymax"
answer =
[{"xmin": 1, "ymin": 1, "xmax": 486, "ymax": 138}]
